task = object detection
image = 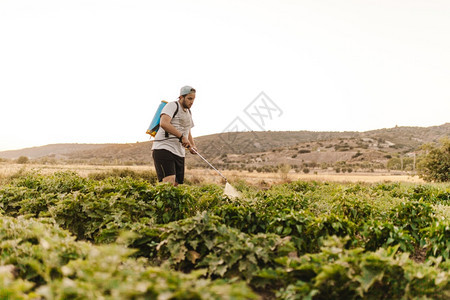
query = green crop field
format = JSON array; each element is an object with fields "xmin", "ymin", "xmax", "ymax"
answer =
[{"xmin": 0, "ymin": 171, "xmax": 448, "ymax": 299}]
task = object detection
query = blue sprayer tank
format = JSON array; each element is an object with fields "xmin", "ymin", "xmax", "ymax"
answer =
[{"xmin": 146, "ymin": 100, "xmax": 168, "ymax": 137}]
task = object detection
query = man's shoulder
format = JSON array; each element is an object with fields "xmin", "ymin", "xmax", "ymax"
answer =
[{"xmin": 161, "ymin": 101, "xmax": 178, "ymax": 116}]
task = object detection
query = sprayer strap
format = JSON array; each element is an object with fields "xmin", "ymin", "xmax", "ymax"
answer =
[{"xmin": 164, "ymin": 102, "xmax": 180, "ymax": 138}]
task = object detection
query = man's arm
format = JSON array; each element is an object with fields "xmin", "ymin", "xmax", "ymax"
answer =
[
  {"xmin": 160, "ymin": 114, "xmax": 190, "ymax": 147},
  {"xmin": 188, "ymin": 130, "xmax": 197, "ymax": 154}
]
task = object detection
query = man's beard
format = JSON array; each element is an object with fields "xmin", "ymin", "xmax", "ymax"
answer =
[{"xmin": 181, "ymin": 100, "xmax": 190, "ymax": 109}]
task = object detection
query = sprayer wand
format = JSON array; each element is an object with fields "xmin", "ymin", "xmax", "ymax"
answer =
[{"xmin": 188, "ymin": 147, "xmax": 228, "ymax": 182}]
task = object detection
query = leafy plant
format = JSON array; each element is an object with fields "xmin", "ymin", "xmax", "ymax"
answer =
[
  {"xmin": 157, "ymin": 212, "xmax": 296, "ymax": 283},
  {"xmin": 0, "ymin": 265, "xmax": 36, "ymax": 299},
  {"xmin": 0, "ymin": 216, "xmax": 257, "ymax": 299},
  {"xmin": 0, "ymin": 172, "xmax": 448, "ymax": 298},
  {"xmin": 423, "ymin": 220, "xmax": 450, "ymax": 259},
  {"xmin": 389, "ymin": 200, "xmax": 436, "ymax": 241},
  {"xmin": 361, "ymin": 219, "xmax": 415, "ymax": 252},
  {"xmin": 259, "ymin": 236, "xmax": 449, "ymax": 299}
]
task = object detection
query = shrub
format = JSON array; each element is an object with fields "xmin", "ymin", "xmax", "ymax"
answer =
[
  {"xmin": 418, "ymin": 137, "xmax": 450, "ymax": 182},
  {"xmin": 88, "ymin": 168, "xmax": 158, "ymax": 183},
  {"xmin": 16, "ymin": 156, "xmax": 29, "ymax": 164},
  {"xmin": 278, "ymin": 164, "xmax": 291, "ymax": 181},
  {"xmin": 298, "ymin": 149, "xmax": 311, "ymax": 154}
]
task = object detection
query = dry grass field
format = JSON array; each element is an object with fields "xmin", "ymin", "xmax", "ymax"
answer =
[
  {"xmin": 0, "ymin": 162, "xmax": 425, "ymax": 185},
  {"xmin": 219, "ymin": 169, "xmax": 425, "ymax": 185}
]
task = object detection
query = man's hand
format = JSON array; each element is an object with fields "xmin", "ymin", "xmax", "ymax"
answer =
[
  {"xmin": 188, "ymin": 146, "xmax": 198, "ymax": 155},
  {"xmin": 181, "ymin": 136, "xmax": 191, "ymax": 149}
]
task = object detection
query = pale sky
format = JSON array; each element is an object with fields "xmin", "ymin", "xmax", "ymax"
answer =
[{"xmin": 1, "ymin": 0, "xmax": 449, "ymax": 151}]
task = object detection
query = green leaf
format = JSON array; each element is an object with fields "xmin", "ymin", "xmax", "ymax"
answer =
[{"xmin": 357, "ymin": 267, "xmax": 385, "ymax": 293}]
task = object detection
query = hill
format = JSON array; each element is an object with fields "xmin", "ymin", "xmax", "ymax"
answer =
[
  {"xmin": 0, "ymin": 144, "xmax": 114, "ymax": 160},
  {"xmin": 1, "ymin": 123, "xmax": 449, "ymax": 172}
]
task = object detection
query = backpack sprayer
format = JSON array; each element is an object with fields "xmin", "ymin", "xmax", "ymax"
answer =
[{"xmin": 146, "ymin": 100, "xmax": 168, "ymax": 137}]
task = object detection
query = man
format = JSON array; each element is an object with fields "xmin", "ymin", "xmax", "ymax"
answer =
[{"xmin": 151, "ymin": 85, "xmax": 197, "ymax": 185}]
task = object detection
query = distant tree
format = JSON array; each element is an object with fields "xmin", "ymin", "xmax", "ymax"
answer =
[
  {"xmin": 278, "ymin": 164, "xmax": 291, "ymax": 181},
  {"xmin": 387, "ymin": 157, "xmax": 401, "ymax": 170},
  {"xmin": 418, "ymin": 137, "xmax": 450, "ymax": 182},
  {"xmin": 16, "ymin": 156, "xmax": 29, "ymax": 164},
  {"xmin": 403, "ymin": 158, "xmax": 415, "ymax": 171}
]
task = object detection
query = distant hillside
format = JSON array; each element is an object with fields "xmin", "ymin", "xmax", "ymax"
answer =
[
  {"xmin": 194, "ymin": 123, "xmax": 449, "ymax": 160},
  {"xmin": 1, "ymin": 123, "xmax": 448, "ymax": 172},
  {"xmin": 364, "ymin": 124, "xmax": 450, "ymax": 149},
  {"xmin": 0, "ymin": 144, "xmax": 114, "ymax": 160}
]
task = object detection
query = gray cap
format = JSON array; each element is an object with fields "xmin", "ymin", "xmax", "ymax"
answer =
[{"xmin": 180, "ymin": 85, "xmax": 196, "ymax": 96}]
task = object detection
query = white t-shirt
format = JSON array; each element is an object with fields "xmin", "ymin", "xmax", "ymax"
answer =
[{"xmin": 151, "ymin": 101, "xmax": 194, "ymax": 157}]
